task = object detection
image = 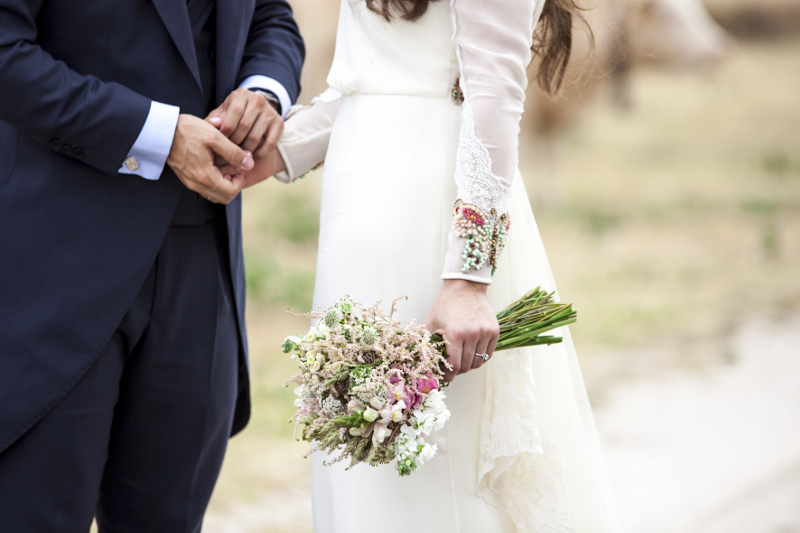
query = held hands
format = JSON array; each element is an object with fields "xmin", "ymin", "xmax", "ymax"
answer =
[
  {"xmin": 424, "ymin": 279, "xmax": 500, "ymax": 382},
  {"xmin": 206, "ymin": 88, "xmax": 287, "ymax": 188},
  {"xmin": 207, "ymin": 88, "xmax": 283, "ymax": 154},
  {"xmin": 166, "ymin": 114, "xmax": 253, "ymax": 204}
]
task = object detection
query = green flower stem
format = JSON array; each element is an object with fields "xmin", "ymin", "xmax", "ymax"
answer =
[{"xmin": 433, "ymin": 287, "xmax": 577, "ymax": 355}]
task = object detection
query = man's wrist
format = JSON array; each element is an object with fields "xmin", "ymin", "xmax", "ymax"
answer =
[
  {"xmin": 251, "ymin": 89, "xmax": 281, "ymax": 114},
  {"xmin": 238, "ymin": 75, "xmax": 292, "ymax": 118}
]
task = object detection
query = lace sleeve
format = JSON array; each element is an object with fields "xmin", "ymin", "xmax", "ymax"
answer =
[
  {"xmin": 274, "ymin": 87, "xmax": 342, "ymax": 183},
  {"xmin": 441, "ymin": 0, "xmax": 542, "ymax": 283}
]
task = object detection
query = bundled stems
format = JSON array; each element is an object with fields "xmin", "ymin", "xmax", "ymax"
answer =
[{"xmin": 433, "ymin": 287, "xmax": 576, "ymax": 353}]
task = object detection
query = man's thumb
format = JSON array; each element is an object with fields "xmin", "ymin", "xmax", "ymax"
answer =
[{"xmin": 210, "ymin": 131, "xmax": 253, "ymax": 171}]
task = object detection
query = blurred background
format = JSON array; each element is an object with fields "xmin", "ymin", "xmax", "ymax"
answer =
[{"xmin": 202, "ymin": 0, "xmax": 800, "ymax": 531}]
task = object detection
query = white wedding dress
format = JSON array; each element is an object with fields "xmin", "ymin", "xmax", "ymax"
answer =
[{"xmin": 273, "ymin": 1, "xmax": 620, "ymax": 531}]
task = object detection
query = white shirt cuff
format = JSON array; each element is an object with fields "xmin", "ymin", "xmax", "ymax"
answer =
[
  {"xmin": 118, "ymin": 101, "xmax": 180, "ymax": 181},
  {"xmin": 238, "ymin": 75, "xmax": 292, "ymax": 119}
]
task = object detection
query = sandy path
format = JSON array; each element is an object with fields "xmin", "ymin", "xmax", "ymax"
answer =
[{"xmin": 597, "ymin": 311, "xmax": 800, "ymax": 533}]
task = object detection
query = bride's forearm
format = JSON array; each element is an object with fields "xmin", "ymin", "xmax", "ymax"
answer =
[{"xmin": 274, "ymin": 89, "xmax": 342, "ymax": 183}]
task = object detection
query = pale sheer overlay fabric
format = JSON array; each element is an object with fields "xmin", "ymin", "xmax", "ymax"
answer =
[
  {"xmin": 481, "ymin": 175, "xmax": 620, "ymax": 532},
  {"xmin": 276, "ymin": 1, "xmax": 620, "ymax": 531},
  {"xmin": 274, "ymin": 87, "xmax": 341, "ymax": 183}
]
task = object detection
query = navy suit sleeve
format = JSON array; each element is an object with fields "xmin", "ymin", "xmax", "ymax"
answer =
[
  {"xmin": 238, "ymin": 0, "xmax": 305, "ymax": 105},
  {"xmin": 0, "ymin": 0, "xmax": 152, "ymax": 175}
]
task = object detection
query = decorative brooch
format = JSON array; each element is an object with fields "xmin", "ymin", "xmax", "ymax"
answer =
[
  {"xmin": 452, "ymin": 200, "xmax": 511, "ymax": 276},
  {"xmin": 451, "ymin": 78, "xmax": 465, "ymax": 105}
]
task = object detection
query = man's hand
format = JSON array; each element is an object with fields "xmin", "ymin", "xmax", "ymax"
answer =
[
  {"xmin": 216, "ymin": 144, "xmax": 286, "ymax": 189},
  {"xmin": 424, "ymin": 279, "xmax": 499, "ymax": 382},
  {"xmin": 166, "ymin": 114, "xmax": 254, "ymax": 204},
  {"xmin": 206, "ymin": 88, "xmax": 284, "ymax": 155}
]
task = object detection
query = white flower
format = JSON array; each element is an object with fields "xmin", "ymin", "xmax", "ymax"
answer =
[
  {"xmin": 433, "ymin": 409, "xmax": 450, "ymax": 432},
  {"xmin": 418, "ymin": 443, "xmax": 436, "ymax": 465},
  {"xmin": 401, "ymin": 423, "xmax": 419, "ymax": 439},
  {"xmin": 347, "ymin": 399, "xmax": 364, "ymax": 413},
  {"xmin": 363, "ymin": 408, "xmax": 379, "ymax": 423},
  {"xmin": 294, "ymin": 398, "xmax": 304, "ymax": 408},
  {"xmin": 373, "ymin": 421, "xmax": 390, "ymax": 446},
  {"xmin": 391, "ymin": 400, "xmax": 407, "ymax": 422},
  {"xmin": 305, "ymin": 329, "xmax": 317, "ymax": 342},
  {"xmin": 369, "ymin": 397, "xmax": 385, "ymax": 410},
  {"xmin": 425, "ymin": 390, "xmax": 447, "ymax": 414},
  {"xmin": 395, "ymin": 425, "xmax": 418, "ymax": 456}
]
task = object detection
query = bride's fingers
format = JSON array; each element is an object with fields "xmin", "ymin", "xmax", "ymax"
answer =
[
  {"xmin": 460, "ymin": 332, "xmax": 478, "ymax": 375},
  {"xmin": 486, "ymin": 329, "xmax": 499, "ymax": 359},
  {"xmin": 472, "ymin": 334, "xmax": 491, "ymax": 370},
  {"xmin": 441, "ymin": 333, "xmax": 462, "ymax": 382}
]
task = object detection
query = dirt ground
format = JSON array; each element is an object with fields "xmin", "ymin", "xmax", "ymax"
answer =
[{"xmin": 200, "ymin": 30, "xmax": 800, "ymax": 533}]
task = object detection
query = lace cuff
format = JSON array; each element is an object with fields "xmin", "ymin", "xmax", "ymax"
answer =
[{"xmin": 441, "ymin": 200, "xmax": 510, "ymax": 283}]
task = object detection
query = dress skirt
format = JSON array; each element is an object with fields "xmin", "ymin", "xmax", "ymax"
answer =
[{"xmin": 310, "ymin": 93, "xmax": 620, "ymax": 533}]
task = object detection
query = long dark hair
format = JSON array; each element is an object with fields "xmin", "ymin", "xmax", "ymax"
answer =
[{"xmin": 365, "ymin": 0, "xmax": 584, "ymax": 94}]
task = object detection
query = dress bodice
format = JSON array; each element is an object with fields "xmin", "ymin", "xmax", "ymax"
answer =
[
  {"xmin": 327, "ymin": 1, "xmax": 457, "ymax": 98},
  {"xmin": 277, "ymin": 0, "xmax": 546, "ymax": 283}
]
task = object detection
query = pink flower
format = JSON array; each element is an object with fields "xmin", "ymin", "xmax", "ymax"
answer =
[
  {"xmin": 387, "ymin": 380, "xmax": 411, "ymax": 407},
  {"xmin": 417, "ymin": 373, "xmax": 439, "ymax": 395},
  {"xmin": 409, "ymin": 390, "xmax": 423, "ymax": 409},
  {"xmin": 388, "ymin": 366, "xmax": 403, "ymax": 385}
]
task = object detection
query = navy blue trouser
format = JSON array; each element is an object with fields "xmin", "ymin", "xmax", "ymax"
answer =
[{"xmin": 0, "ymin": 220, "xmax": 240, "ymax": 532}]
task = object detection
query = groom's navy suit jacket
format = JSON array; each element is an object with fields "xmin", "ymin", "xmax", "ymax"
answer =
[{"xmin": 0, "ymin": 0, "xmax": 304, "ymax": 453}]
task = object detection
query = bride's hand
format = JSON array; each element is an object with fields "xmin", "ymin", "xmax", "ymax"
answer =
[{"xmin": 424, "ymin": 279, "xmax": 499, "ymax": 382}]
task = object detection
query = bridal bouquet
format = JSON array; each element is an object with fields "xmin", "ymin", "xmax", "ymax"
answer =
[{"xmin": 282, "ymin": 287, "xmax": 576, "ymax": 476}]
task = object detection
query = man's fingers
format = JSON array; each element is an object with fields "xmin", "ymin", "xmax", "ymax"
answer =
[
  {"xmin": 264, "ymin": 116, "xmax": 284, "ymax": 149},
  {"xmin": 217, "ymin": 163, "xmax": 240, "ymax": 176},
  {"xmin": 229, "ymin": 101, "xmax": 258, "ymax": 146},
  {"xmin": 229, "ymin": 172, "xmax": 247, "ymax": 191},
  {"xmin": 219, "ymin": 98, "xmax": 246, "ymax": 138},
  {"xmin": 203, "ymin": 165, "xmax": 243, "ymax": 204},
  {"xmin": 205, "ymin": 108, "xmax": 224, "ymax": 128},
  {"xmin": 208, "ymin": 130, "xmax": 253, "ymax": 171},
  {"xmin": 254, "ymin": 118, "xmax": 284, "ymax": 161},
  {"xmin": 240, "ymin": 112, "xmax": 271, "ymax": 153}
]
